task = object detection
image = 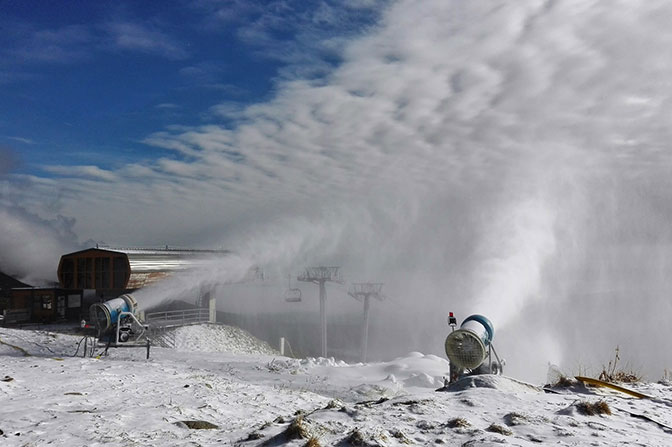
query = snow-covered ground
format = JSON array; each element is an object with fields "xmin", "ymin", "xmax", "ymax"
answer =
[{"xmin": 1, "ymin": 324, "xmax": 671, "ymax": 446}]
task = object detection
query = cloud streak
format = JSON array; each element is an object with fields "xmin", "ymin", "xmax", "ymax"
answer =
[
  {"xmin": 103, "ymin": 21, "xmax": 189, "ymax": 60},
  {"xmin": 1, "ymin": 18, "xmax": 189, "ymax": 67}
]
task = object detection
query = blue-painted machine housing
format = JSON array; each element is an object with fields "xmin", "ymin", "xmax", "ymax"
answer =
[
  {"xmin": 90, "ymin": 294, "xmax": 138, "ymax": 337},
  {"xmin": 461, "ymin": 314, "xmax": 494, "ymax": 345}
]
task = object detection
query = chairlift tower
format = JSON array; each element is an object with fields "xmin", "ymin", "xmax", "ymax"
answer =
[
  {"xmin": 348, "ymin": 283, "xmax": 384, "ymax": 362},
  {"xmin": 298, "ymin": 266, "xmax": 344, "ymax": 357}
]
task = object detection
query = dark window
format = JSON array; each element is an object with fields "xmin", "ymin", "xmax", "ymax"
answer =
[
  {"xmin": 60, "ymin": 259, "xmax": 74, "ymax": 288},
  {"xmin": 77, "ymin": 258, "xmax": 86, "ymax": 288},
  {"xmin": 95, "ymin": 257, "xmax": 102, "ymax": 289},
  {"xmin": 85, "ymin": 257, "xmax": 93, "ymax": 289},
  {"xmin": 33, "ymin": 295, "xmax": 41, "ymax": 312},
  {"xmin": 113, "ymin": 257, "xmax": 127, "ymax": 289},
  {"xmin": 102, "ymin": 257, "xmax": 110, "ymax": 289}
]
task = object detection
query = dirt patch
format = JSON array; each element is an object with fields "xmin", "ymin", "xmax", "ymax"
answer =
[{"xmin": 174, "ymin": 420, "xmax": 219, "ymax": 429}]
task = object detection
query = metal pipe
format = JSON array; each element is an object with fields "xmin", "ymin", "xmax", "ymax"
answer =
[
  {"xmin": 319, "ymin": 281, "xmax": 327, "ymax": 357},
  {"xmin": 361, "ymin": 296, "xmax": 371, "ymax": 363}
]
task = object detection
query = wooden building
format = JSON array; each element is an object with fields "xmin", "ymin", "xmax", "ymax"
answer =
[
  {"xmin": 9, "ymin": 288, "xmax": 84, "ymax": 323},
  {"xmin": 57, "ymin": 248, "xmax": 131, "ymax": 298},
  {"xmin": 57, "ymin": 247, "xmax": 230, "ymax": 298},
  {"xmin": 2, "ymin": 247, "xmax": 229, "ymax": 325},
  {"xmin": 1, "ymin": 271, "xmax": 29, "ymax": 314}
]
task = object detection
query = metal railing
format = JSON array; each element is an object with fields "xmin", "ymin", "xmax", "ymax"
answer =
[
  {"xmin": 144, "ymin": 308, "xmax": 210, "ymax": 329},
  {"xmin": 1, "ymin": 308, "xmax": 31, "ymax": 326},
  {"xmin": 147, "ymin": 326, "xmax": 177, "ymax": 349}
]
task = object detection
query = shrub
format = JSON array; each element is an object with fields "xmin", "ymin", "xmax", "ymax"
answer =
[
  {"xmin": 486, "ymin": 423, "xmax": 512, "ymax": 436},
  {"xmin": 446, "ymin": 417, "xmax": 471, "ymax": 428},
  {"xmin": 576, "ymin": 400, "xmax": 611, "ymax": 416},
  {"xmin": 599, "ymin": 346, "xmax": 641, "ymax": 383}
]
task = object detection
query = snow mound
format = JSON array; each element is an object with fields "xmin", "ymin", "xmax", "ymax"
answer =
[
  {"xmin": 303, "ymin": 356, "xmax": 349, "ymax": 367},
  {"xmin": 403, "ymin": 371, "xmax": 438, "ymax": 388},
  {"xmin": 0, "ymin": 327, "xmax": 84, "ymax": 357},
  {"xmin": 170, "ymin": 323, "xmax": 278, "ymax": 356},
  {"xmin": 446, "ymin": 374, "xmax": 542, "ymax": 394}
]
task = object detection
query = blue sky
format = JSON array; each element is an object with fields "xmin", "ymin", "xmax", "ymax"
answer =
[{"xmin": 1, "ymin": 0, "xmax": 380, "ymax": 172}]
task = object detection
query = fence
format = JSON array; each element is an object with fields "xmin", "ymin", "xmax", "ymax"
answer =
[
  {"xmin": 145, "ymin": 308, "xmax": 210, "ymax": 329},
  {"xmin": 1, "ymin": 308, "xmax": 31, "ymax": 326},
  {"xmin": 147, "ymin": 326, "xmax": 177, "ymax": 349}
]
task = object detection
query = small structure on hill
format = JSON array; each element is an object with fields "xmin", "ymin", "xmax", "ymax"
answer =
[
  {"xmin": 2, "ymin": 246, "xmax": 231, "ymax": 326},
  {"xmin": 9, "ymin": 288, "xmax": 84, "ymax": 324},
  {"xmin": 1, "ymin": 271, "xmax": 29, "ymax": 309},
  {"xmin": 57, "ymin": 246, "xmax": 230, "ymax": 299}
]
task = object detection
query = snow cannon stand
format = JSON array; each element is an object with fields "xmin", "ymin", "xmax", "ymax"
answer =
[
  {"xmin": 89, "ymin": 294, "xmax": 151, "ymax": 358},
  {"xmin": 443, "ymin": 313, "xmax": 504, "ymax": 384}
]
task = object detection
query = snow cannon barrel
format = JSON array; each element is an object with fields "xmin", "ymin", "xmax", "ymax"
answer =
[
  {"xmin": 444, "ymin": 314, "xmax": 494, "ymax": 370},
  {"xmin": 90, "ymin": 294, "xmax": 138, "ymax": 337}
]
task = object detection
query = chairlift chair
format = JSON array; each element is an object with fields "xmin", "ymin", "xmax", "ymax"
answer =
[{"xmin": 283, "ymin": 274, "xmax": 302, "ymax": 302}]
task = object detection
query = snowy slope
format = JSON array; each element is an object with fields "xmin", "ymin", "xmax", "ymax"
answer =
[
  {"xmin": 171, "ymin": 323, "xmax": 279, "ymax": 356},
  {"xmin": 1, "ymin": 325, "xmax": 671, "ymax": 446}
]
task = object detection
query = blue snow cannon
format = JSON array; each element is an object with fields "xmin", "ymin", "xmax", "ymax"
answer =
[
  {"xmin": 90, "ymin": 294, "xmax": 138, "ymax": 337},
  {"xmin": 445, "ymin": 314, "xmax": 496, "ymax": 370}
]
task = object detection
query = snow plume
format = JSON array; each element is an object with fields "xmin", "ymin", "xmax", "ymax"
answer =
[
  {"xmin": 0, "ymin": 204, "xmax": 80, "ymax": 284},
  {"xmin": 134, "ymin": 211, "xmax": 351, "ymax": 310},
  {"xmin": 472, "ymin": 194, "xmax": 557, "ymax": 330},
  {"xmin": 0, "ymin": 147, "xmax": 81, "ymax": 284}
]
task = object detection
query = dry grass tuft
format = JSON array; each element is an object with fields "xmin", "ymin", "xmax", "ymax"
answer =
[
  {"xmin": 576, "ymin": 400, "xmax": 612, "ymax": 416},
  {"xmin": 599, "ymin": 346, "xmax": 641, "ymax": 383},
  {"xmin": 486, "ymin": 423, "xmax": 512, "ymax": 436},
  {"xmin": 446, "ymin": 417, "xmax": 471, "ymax": 428},
  {"xmin": 175, "ymin": 420, "xmax": 219, "ymax": 429},
  {"xmin": 285, "ymin": 416, "xmax": 311, "ymax": 440},
  {"xmin": 391, "ymin": 429, "xmax": 413, "ymax": 444},
  {"xmin": 553, "ymin": 375, "xmax": 575, "ymax": 388},
  {"xmin": 503, "ymin": 412, "xmax": 528, "ymax": 426},
  {"xmin": 305, "ymin": 436, "xmax": 321, "ymax": 447},
  {"xmin": 261, "ymin": 416, "xmax": 311, "ymax": 446},
  {"xmin": 343, "ymin": 429, "xmax": 380, "ymax": 446},
  {"xmin": 324, "ymin": 400, "xmax": 342, "ymax": 410}
]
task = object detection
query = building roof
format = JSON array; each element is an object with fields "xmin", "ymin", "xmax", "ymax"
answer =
[
  {"xmin": 115, "ymin": 247, "xmax": 230, "ymax": 273},
  {"xmin": 0, "ymin": 271, "xmax": 30, "ymax": 290},
  {"xmin": 59, "ymin": 246, "xmax": 231, "ymax": 291}
]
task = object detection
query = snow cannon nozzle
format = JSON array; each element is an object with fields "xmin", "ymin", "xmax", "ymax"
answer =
[
  {"xmin": 444, "ymin": 313, "xmax": 504, "ymax": 384},
  {"xmin": 88, "ymin": 294, "xmax": 150, "ymax": 357},
  {"xmin": 90, "ymin": 294, "xmax": 139, "ymax": 338}
]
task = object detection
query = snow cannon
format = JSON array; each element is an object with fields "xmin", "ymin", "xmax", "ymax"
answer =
[
  {"xmin": 444, "ymin": 313, "xmax": 504, "ymax": 383},
  {"xmin": 90, "ymin": 294, "xmax": 138, "ymax": 337}
]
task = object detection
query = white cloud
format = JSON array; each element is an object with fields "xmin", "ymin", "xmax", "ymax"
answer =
[
  {"xmin": 103, "ymin": 21, "xmax": 189, "ymax": 60},
  {"xmin": 1, "ymin": 18, "xmax": 189, "ymax": 68},
  {"xmin": 43, "ymin": 165, "xmax": 118, "ymax": 182},
  {"xmin": 7, "ymin": 24, "xmax": 93, "ymax": 63},
  {"xmin": 6, "ymin": 136, "xmax": 35, "ymax": 145},
  {"xmin": 155, "ymin": 103, "xmax": 180, "ymax": 109}
]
